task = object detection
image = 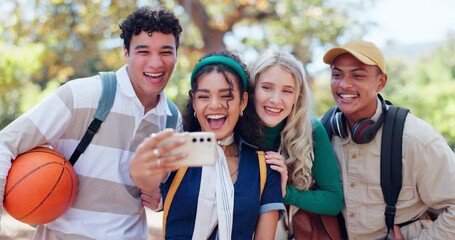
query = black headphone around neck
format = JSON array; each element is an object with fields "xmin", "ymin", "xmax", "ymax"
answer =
[{"xmin": 330, "ymin": 94, "xmax": 387, "ymax": 144}]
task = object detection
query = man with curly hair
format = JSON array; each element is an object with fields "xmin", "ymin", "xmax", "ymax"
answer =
[{"xmin": 0, "ymin": 6, "xmax": 183, "ymax": 239}]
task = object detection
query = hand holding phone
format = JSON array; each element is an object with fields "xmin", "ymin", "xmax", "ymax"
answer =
[{"xmin": 157, "ymin": 132, "xmax": 217, "ymax": 167}]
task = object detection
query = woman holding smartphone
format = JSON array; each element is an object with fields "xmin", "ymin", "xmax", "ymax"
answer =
[
  {"xmin": 248, "ymin": 50, "xmax": 344, "ymax": 238},
  {"xmin": 131, "ymin": 50, "xmax": 284, "ymax": 239}
]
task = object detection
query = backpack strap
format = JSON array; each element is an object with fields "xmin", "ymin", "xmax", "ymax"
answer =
[
  {"xmin": 162, "ymin": 151, "xmax": 266, "ymax": 238},
  {"xmin": 257, "ymin": 151, "xmax": 266, "ymax": 199},
  {"xmin": 380, "ymin": 105, "xmax": 409, "ymax": 237},
  {"xmin": 69, "ymin": 72, "xmax": 117, "ymax": 165},
  {"xmin": 162, "ymin": 166, "xmax": 188, "ymax": 239},
  {"xmin": 166, "ymin": 98, "xmax": 179, "ymax": 129}
]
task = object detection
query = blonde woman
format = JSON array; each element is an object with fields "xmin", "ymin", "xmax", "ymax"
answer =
[{"xmin": 249, "ymin": 50, "xmax": 343, "ymax": 238}]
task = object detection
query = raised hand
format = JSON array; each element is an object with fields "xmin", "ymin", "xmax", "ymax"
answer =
[
  {"xmin": 265, "ymin": 151, "xmax": 288, "ymax": 197},
  {"xmin": 129, "ymin": 129, "xmax": 187, "ymax": 190}
]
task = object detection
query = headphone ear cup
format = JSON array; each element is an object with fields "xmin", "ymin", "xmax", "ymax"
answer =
[
  {"xmin": 351, "ymin": 119, "xmax": 376, "ymax": 144},
  {"xmin": 331, "ymin": 112, "xmax": 349, "ymax": 139}
]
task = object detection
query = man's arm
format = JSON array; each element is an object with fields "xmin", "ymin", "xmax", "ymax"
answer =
[
  {"xmin": 415, "ymin": 134, "xmax": 455, "ymax": 239},
  {"xmin": 0, "ymin": 84, "xmax": 76, "ymax": 231}
]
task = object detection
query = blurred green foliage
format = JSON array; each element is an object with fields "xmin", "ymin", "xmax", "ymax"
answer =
[
  {"xmin": 385, "ymin": 36, "xmax": 455, "ymax": 148},
  {"xmin": 0, "ymin": 42, "xmax": 45, "ymax": 128},
  {"xmin": 1, "ymin": 0, "xmax": 363, "ymax": 120},
  {"xmin": 1, "ymin": 0, "xmax": 454, "ymax": 149}
]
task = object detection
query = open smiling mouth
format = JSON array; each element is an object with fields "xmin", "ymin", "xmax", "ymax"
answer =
[
  {"xmin": 144, "ymin": 72, "xmax": 164, "ymax": 78},
  {"xmin": 207, "ymin": 114, "xmax": 226, "ymax": 129},
  {"xmin": 338, "ymin": 93, "xmax": 358, "ymax": 99},
  {"xmin": 264, "ymin": 106, "xmax": 282, "ymax": 114}
]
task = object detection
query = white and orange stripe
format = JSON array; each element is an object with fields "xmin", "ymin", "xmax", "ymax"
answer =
[{"xmin": 0, "ymin": 65, "xmax": 182, "ymax": 240}]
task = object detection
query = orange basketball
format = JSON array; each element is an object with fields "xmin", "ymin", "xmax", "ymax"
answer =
[{"xmin": 3, "ymin": 147, "xmax": 78, "ymax": 225}]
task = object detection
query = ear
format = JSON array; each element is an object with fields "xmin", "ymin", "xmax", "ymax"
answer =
[
  {"xmin": 240, "ymin": 92, "xmax": 248, "ymax": 113},
  {"xmin": 123, "ymin": 46, "xmax": 129, "ymax": 60},
  {"xmin": 377, "ymin": 73, "xmax": 388, "ymax": 92},
  {"xmin": 191, "ymin": 92, "xmax": 196, "ymax": 110}
]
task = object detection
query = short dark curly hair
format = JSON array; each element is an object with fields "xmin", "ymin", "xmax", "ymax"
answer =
[{"xmin": 119, "ymin": 6, "xmax": 182, "ymax": 52}]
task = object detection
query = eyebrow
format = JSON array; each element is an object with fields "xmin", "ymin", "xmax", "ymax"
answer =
[
  {"xmin": 134, "ymin": 45, "xmax": 149, "ymax": 50},
  {"xmin": 194, "ymin": 88, "xmax": 232, "ymax": 93},
  {"xmin": 162, "ymin": 45, "xmax": 175, "ymax": 51},
  {"xmin": 283, "ymin": 85, "xmax": 295, "ymax": 89},
  {"xmin": 133, "ymin": 45, "xmax": 176, "ymax": 51},
  {"xmin": 332, "ymin": 66, "xmax": 367, "ymax": 72},
  {"xmin": 268, "ymin": 81, "xmax": 294, "ymax": 88}
]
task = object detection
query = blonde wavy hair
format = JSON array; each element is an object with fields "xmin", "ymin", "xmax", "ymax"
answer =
[{"xmin": 249, "ymin": 50, "xmax": 314, "ymax": 190}]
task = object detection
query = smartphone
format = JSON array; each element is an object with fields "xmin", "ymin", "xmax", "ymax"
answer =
[{"xmin": 158, "ymin": 132, "xmax": 217, "ymax": 167}]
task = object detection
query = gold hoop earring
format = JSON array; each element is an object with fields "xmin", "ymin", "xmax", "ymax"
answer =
[
  {"xmin": 240, "ymin": 111, "xmax": 243, "ymax": 117},
  {"xmin": 194, "ymin": 112, "xmax": 197, "ymax": 118}
]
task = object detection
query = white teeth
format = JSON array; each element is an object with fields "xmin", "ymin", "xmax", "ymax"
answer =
[
  {"xmin": 144, "ymin": 72, "xmax": 163, "ymax": 77},
  {"xmin": 340, "ymin": 94, "xmax": 357, "ymax": 99},
  {"xmin": 207, "ymin": 114, "xmax": 225, "ymax": 119},
  {"xmin": 265, "ymin": 106, "xmax": 281, "ymax": 113}
]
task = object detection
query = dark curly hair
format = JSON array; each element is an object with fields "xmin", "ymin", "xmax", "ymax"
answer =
[
  {"xmin": 183, "ymin": 49, "xmax": 263, "ymax": 147},
  {"xmin": 119, "ymin": 6, "xmax": 182, "ymax": 52}
]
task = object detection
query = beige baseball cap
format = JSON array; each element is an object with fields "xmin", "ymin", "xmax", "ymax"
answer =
[{"xmin": 323, "ymin": 40, "xmax": 386, "ymax": 73}]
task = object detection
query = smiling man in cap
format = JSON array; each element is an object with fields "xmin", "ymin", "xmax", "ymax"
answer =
[{"xmin": 321, "ymin": 40, "xmax": 455, "ymax": 239}]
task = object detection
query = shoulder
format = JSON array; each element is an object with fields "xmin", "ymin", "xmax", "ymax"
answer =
[
  {"xmin": 400, "ymin": 112, "xmax": 455, "ymax": 181},
  {"xmin": 310, "ymin": 116, "xmax": 324, "ymax": 131},
  {"xmin": 53, "ymin": 75, "xmax": 101, "ymax": 107},
  {"xmin": 310, "ymin": 116, "xmax": 331, "ymax": 142},
  {"xmin": 403, "ymin": 113, "xmax": 444, "ymax": 147},
  {"xmin": 57, "ymin": 75, "xmax": 101, "ymax": 96},
  {"xmin": 399, "ymin": 112, "xmax": 454, "ymax": 166}
]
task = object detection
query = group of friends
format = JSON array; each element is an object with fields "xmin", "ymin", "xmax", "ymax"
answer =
[{"xmin": 0, "ymin": 5, "xmax": 454, "ymax": 240}]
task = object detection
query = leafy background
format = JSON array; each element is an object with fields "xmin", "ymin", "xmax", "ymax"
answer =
[{"xmin": 1, "ymin": 0, "xmax": 454, "ymax": 149}]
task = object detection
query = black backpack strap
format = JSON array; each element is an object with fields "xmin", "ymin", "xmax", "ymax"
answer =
[
  {"xmin": 69, "ymin": 72, "xmax": 117, "ymax": 165},
  {"xmin": 380, "ymin": 105, "xmax": 409, "ymax": 238},
  {"xmin": 165, "ymin": 98, "xmax": 179, "ymax": 129}
]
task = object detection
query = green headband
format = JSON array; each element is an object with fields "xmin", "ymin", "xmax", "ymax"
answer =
[{"xmin": 190, "ymin": 55, "xmax": 248, "ymax": 90}]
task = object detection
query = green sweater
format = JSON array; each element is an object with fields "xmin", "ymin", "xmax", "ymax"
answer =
[{"xmin": 264, "ymin": 118, "xmax": 343, "ymax": 216}]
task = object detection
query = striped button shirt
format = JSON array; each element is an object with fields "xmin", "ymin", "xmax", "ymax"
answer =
[{"xmin": 0, "ymin": 65, "xmax": 182, "ymax": 239}]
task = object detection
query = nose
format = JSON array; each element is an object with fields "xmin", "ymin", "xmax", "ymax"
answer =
[
  {"xmin": 338, "ymin": 78, "xmax": 353, "ymax": 88},
  {"xmin": 209, "ymin": 97, "xmax": 224, "ymax": 110},
  {"xmin": 269, "ymin": 90, "xmax": 282, "ymax": 104},
  {"xmin": 148, "ymin": 54, "xmax": 164, "ymax": 68}
]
